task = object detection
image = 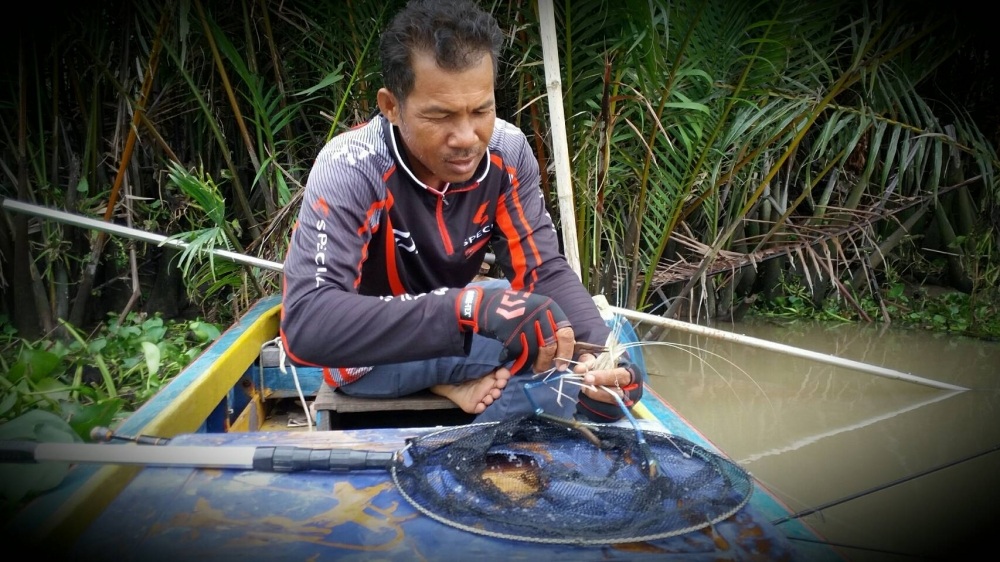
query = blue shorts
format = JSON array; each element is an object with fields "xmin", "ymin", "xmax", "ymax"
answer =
[{"xmin": 336, "ymin": 279, "xmax": 578, "ymax": 423}]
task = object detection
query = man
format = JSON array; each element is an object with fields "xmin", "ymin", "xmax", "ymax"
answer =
[{"xmin": 280, "ymin": 0, "xmax": 643, "ymax": 423}]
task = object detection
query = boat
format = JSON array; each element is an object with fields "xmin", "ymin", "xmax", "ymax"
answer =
[{"xmin": 3, "ymin": 294, "xmax": 845, "ymax": 561}]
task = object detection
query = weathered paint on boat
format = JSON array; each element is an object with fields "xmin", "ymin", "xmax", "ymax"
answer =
[
  {"xmin": 5, "ymin": 295, "xmax": 844, "ymax": 560},
  {"xmin": 72, "ymin": 428, "xmax": 799, "ymax": 561}
]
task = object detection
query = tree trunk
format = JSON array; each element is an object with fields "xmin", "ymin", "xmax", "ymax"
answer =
[
  {"xmin": 11, "ymin": 40, "xmax": 39, "ymax": 338},
  {"xmin": 144, "ymin": 248, "xmax": 188, "ymax": 319},
  {"xmin": 933, "ymin": 202, "xmax": 974, "ymax": 293}
]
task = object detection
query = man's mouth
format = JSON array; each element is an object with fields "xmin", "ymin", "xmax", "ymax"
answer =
[{"xmin": 446, "ymin": 154, "xmax": 479, "ymax": 175}]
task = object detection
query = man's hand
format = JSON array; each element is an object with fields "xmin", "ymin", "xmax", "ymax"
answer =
[
  {"xmin": 457, "ymin": 286, "xmax": 574, "ymax": 374},
  {"xmin": 572, "ymin": 350, "xmax": 644, "ymax": 422}
]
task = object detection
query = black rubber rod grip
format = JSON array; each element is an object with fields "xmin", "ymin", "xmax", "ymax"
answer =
[
  {"xmin": 0, "ymin": 441, "xmax": 40, "ymax": 463},
  {"xmin": 252, "ymin": 446, "xmax": 395, "ymax": 473}
]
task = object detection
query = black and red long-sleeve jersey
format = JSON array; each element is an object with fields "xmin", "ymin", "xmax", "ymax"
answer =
[{"xmin": 280, "ymin": 114, "xmax": 611, "ymax": 386}]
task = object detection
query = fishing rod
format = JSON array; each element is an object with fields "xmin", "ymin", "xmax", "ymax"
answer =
[
  {"xmin": 771, "ymin": 441, "xmax": 1000, "ymax": 525},
  {"xmin": 604, "ymin": 304, "xmax": 968, "ymax": 392},
  {"xmin": 2, "ymin": 198, "xmax": 967, "ymax": 392},
  {"xmin": 1, "ymin": 197, "xmax": 281, "ymax": 273}
]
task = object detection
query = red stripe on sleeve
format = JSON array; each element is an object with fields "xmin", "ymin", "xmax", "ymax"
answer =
[
  {"xmin": 497, "ymin": 176, "xmax": 543, "ymax": 290},
  {"xmin": 384, "ymin": 216, "xmax": 406, "ymax": 295},
  {"xmin": 376, "ymin": 191, "xmax": 405, "ymax": 295},
  {"xmin": 496, "ymin": 197, "xmax": 528, "ymax": 289},
  {"xmin": 506, "ymin": 167, "xmax": 542, "ymax": 289}
]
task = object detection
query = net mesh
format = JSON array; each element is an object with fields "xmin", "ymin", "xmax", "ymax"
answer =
[{"xmin": 390, "ymin": 414, "xmax": 753, "ymax": 544}]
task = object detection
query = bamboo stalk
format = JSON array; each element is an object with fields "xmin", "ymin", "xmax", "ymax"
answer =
[
  {"xmin": 66, "ymin": 7, "xmax": 170, "ymax": 328},
  {"xmin": 192, "ymin": 0, "xmax": 267, "ymax": 231},
  {"xmin": 537, "ymin": 0, "xmax": 580, "ymax": 277}
]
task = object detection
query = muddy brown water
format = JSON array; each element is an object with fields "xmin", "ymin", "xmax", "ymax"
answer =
[{"xmin": 638, "ymin": 316, "xmax": 1000, "ymax": 561}]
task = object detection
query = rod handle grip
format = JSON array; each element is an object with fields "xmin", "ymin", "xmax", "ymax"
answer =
[
  {"xmin": 252, "ymin": 446, "xmax": 394, "ymax": 472},
  {"xmin": 0, "ymin": 441, "xmax": 40, "ymax": 463}
]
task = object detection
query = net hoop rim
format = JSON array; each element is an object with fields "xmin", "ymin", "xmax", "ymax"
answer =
[{"xmin": 390, "ymin": 418, "xmax": 755, "ymax": 545}]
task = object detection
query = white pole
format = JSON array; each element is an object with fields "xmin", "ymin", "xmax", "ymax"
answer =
[
  {"xmin": 537, "ymin": 0, "xmax": 581, "ymax": 277},
  {"xmin": 31, "ymin": 443, "xmax": 258, "ymax": 469},
  {"xmin": 2, "ymin": 198, "xmax": 282, "ymax": 273},
  {"xmin": 607, "ymin": 304, "xmax": 968, "ymax": 392}
]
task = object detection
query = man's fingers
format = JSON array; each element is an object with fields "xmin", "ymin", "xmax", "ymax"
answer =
[
  {"xmin": 572, "ymin": 354, "xmax": 596, "ymax": 374},
  {"xmin": 574, "ymin": 357, "xmax": 644, "ymax": 422},
  {"xmin": 582, "ymin": 366, "xmax": 633, "ymax": 387},
  {"xmin": 553, "ymin": 326, "xmax": 575, "ymax": 371},
  {"xmin": 532, "ymin": 337, "xmax": 558, "ymax": 374},
  {"xmin": 581, "ymin": 383, "xmax": 624, "ymax": 404},
  {"xmin": 529, "ymin": 325, "xmax": 576, "ymax": 374}
]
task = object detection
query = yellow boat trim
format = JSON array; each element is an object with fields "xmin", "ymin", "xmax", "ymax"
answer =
[{"xmin": 139, "ymin": 304, "xmax": 281, "ymax": 437}]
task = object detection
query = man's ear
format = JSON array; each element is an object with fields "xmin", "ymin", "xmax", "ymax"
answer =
[{"xmin": 377, "ymin": 88, "xmax": 400, "ymax": 125}]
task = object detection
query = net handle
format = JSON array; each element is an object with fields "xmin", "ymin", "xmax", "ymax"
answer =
[{"xmin": 0, "ymin": 440, "xmax": 396, "ymax": 473}]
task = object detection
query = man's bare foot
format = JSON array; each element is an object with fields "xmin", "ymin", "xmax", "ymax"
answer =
[{"xmin": 431, "ymin": 367, "xmax": 511, "ymax": 414}]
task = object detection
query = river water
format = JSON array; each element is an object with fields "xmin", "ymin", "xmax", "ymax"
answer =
[{"xmin": 639, "ymin": 316, "xmax": 1000, "ymax": 561}]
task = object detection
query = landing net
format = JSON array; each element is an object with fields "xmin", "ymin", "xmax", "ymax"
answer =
[{"xmin": 389, "ymin": 414, "xmax": 753, "ymax": 544}]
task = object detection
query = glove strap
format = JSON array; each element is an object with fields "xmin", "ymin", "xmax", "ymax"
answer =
[{"xmin": 456, "ymin": 287, "xmax": 483, "ymax": 332}]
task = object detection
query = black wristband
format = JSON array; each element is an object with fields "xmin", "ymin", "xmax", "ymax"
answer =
[{"xmin": 457, "ymin": 287, "xmax": 482, "ymax": 332}]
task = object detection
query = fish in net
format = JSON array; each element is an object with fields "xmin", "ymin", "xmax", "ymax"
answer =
[{"xmin": 390, "ymin": 413, "xmax": 753, "ymax": 544}]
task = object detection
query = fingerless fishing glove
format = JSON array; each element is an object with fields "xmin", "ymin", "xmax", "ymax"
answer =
[
  {"xmin": 457, "ymin": 285, "xmax": 570, "ymax": 374},
  {"xmin": 574, "ymin": 353, "xmax": 645, "ymax": 422}
]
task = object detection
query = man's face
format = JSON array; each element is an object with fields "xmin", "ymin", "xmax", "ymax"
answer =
[{"xmin": 378, "ymin": 50, "xmax": 496, "ymax": 188}]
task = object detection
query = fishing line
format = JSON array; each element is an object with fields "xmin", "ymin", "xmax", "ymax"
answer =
[
  {"xmin": 772, "ymin": 442, "xmax": 1000, "ymax": 525},
  {"xmin": 787, "ymin": 535, "xmax": 942, "ymax": 560},
  {"xmin": 89, "ymin": 426, "xmax": 171, "ymax": 446},
  {"xmin": 270, "ymin": 337, "xmax": 315, "ymax": 430}
]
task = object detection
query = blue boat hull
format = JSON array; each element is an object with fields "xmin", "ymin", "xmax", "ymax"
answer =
[
  {"xmin": 74, "ymin": 428, "xmax": 801, "ymax": 561},
  {"xmin": 5, "ymin": 296, "xmax": 843, "ymax": 561}
]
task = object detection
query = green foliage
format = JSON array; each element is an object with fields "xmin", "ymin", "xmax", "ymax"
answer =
[
  {"xmin": 0, "ymin": 0, "xmax": 997, "ymax": 350},
  {"xmin": 164, "ymin": 160, "xmax": 259, "ymax": 305},
  {"xmin": 879, "ymin": 286, "xmax": 1000, "ymax": 339},
  {"xmin": 502, "ymin": 0, "xmax": 997, "ymax": 315},
  {"xmin": 0, "ymin": 313, "xmax": 221, "ymax": 438},
  {"xmin": 753, "ymin": 274, "xmax": 1000, "ymax": 340},
  {"xmin": 0, "ymin": 409, "xmax": 82, "ymax": 517}
]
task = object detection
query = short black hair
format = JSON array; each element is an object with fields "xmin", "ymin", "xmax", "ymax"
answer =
[{"xmin": 380, "ymin": 0, "xmax": 504, "ymax": 102}]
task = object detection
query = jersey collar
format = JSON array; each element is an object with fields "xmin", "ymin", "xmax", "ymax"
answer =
[{"xmin": 384, "ymin": 115, "xmax": 490, "ymax": 196}]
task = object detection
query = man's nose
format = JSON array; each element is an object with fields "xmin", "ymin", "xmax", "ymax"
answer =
[{"xmin": 448, "ymin": 116, "xmax": 478, "ymax": 148}]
